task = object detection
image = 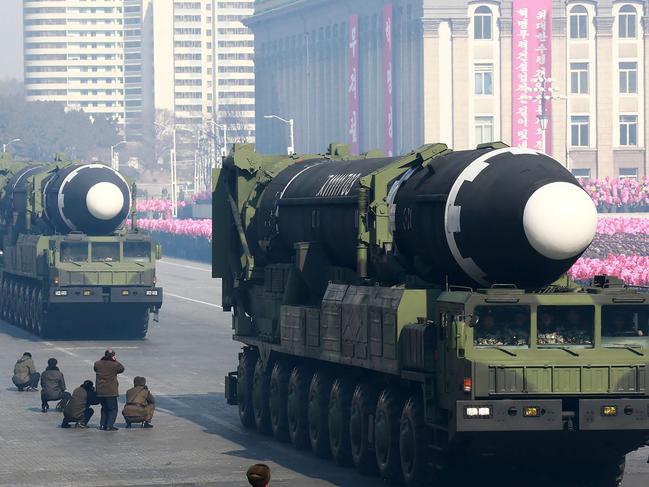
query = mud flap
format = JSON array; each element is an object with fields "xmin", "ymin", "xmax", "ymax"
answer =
[{"xmin": 225, "ymin": 371, "xmax": 238, "ymax": 405}]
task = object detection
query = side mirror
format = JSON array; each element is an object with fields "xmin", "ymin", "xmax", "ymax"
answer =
[
  {"xmin": 469, "ymin": 315, "xmax": 479, "ymax": 328},
  {"xmin": 155, "ymin": 244, "xmax": 162, "ymax": 260},
  {"xmin": 46, "ymin": 249, "xmax": 55, "ymax": 266}
]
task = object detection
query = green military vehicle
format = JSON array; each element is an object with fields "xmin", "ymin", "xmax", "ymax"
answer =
[
  {"xmin": 0, "ymin": 154, "xmax": 162, "ymax": 338},
  {"xmin": 215, "ymin": 143, "xmax": 649, "ymax": 486}
]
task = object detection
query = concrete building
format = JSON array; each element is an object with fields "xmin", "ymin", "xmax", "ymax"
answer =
[
  {"xmin": 249, "ymin": 0, "xmax": 649, "ymax": 179},
  {"xmin": 22, "ymin": 0, "xmax": 153, "ymax": 140},
  {"xmin": 152, "ymin": 0, "xmax": 255, "ymax": 146}
]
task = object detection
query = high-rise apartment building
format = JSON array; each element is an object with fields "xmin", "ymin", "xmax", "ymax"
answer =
[
  {"xmin": 22, "ymin": 0, "xmax": 153, "ymax": 140},
  {"xmin": 153, "ymin": 0, "xmax": 255, "ymax": 145}
]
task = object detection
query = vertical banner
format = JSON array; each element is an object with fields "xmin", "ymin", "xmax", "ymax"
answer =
[
  {"xmin": 348, "ymin": 14, "xmax": 360, "ymax": 154},
  {"xmin": 383, "ymin": 4, "xmax": 394, "ymax": 156},
  {"xmin": 512, "ymin": 0, "xmax": 552, "ymax": 152}
]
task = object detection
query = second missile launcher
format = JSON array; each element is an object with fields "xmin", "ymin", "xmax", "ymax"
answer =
[{"xmin": 0, "ymin": 154, "xmax": 163, "ymax": 338}]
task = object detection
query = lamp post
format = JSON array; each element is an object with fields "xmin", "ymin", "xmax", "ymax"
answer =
[
  {"xmin": 110, "ymin": 140, "xmax": 127, "ymax": 171},
  {"xmin": 207, "ymin": 120, "xmax": 228, "ymax": 161},
  {"xmin": 154, "ymin": 122, "xmax": 178, "ymax": 218},
  {"xmin": 2, "ymin": 138, "xmax": 21, "ymax": 154},
  {"xmin": 530, "ymin": 73, "xmax": 561, "ymax": 155},
  {"xmin": 264, "ymin": 114, "xmax": 294, "ymax": 155}
]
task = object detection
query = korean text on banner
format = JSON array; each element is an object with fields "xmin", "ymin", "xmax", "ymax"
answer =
[
  {"xmin": 348, "ymin": 14, "xmax": 360, "ymax": 155},
  {"xmin": 383, "ymin": 4, "xmax": 394, "ymax": 157}
]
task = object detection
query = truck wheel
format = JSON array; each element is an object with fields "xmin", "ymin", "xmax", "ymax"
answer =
[
  {"xmin": 236, "ymin": 349, "xmax": 257, "ymax": 429},
  {"xmin": 0, "ymin": 277, "xmax": 6, "ymax": 321},
  {"xmin": 35, "ymin": 291, "xmax": 50, "ymax": 338},
  {"xmin": 17, "ymin": 284, "xmax": 26, "ymax": 329},
  {"xmin": 252, "ymin": 358, "xmax": 272, "ymax": 434},
  {"xmin": 350, "ymin": 383, "xmax": 379, "ymax": 474},
  {"xmin": 287, "ymin": 365, "xmax": 311, "ymax": 449},
  {"xmin": 400, "ymin": 395, "xmax": 429, "ymax": 486},
  {"xmin": 375, "ymin": 388, "xmax": 406, "ymax": 483},
  {"xmin": 269, "ymin": 360, "xmax": 290, "ymax": 441},
  {"xmin": 328, "ymin": 377, "xmax": 354, "ymax": 466},
  {"xmin": 26, "ymin": 288, "xmax": 35, "ymax": 333},
  {"xmin": 308, "ymin": 370, "xmax": 333, "ymax": 457}
]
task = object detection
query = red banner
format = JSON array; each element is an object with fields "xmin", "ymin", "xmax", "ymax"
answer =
[
  {"xmin": 383, "ymin": 4, "xmax": 394, "ymax": 156},
  {"xmin": 512, "ymin": 0, "xmax": 552, "ymax": 152},
  {"xmin": 348, "ymin": 14, "xmax": 360, "ymax": 154}
]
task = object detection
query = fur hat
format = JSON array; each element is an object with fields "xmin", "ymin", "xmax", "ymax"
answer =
[
  {"xmin": 48, "ymin": 358, "xmax": 58, "ymax": 368},
  {"xmin": 246, "ymin": 464, "xmax": 271, "ymax": 487},
  {"xmin": 134, "ymin": 376, "xmax": 146, "ymax": 386}
]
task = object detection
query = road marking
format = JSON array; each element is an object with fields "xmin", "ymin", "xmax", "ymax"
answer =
[
  {"xmin": 43, "ymin": 346, "xmax": 139, "ymax": 351},
  {"xmin": 159, "ymin": 259, "xmax": 211, "ymax": 272},
  {"xmin": 165, "ymin": 292, "xmax": 222, "ymax": 309}
]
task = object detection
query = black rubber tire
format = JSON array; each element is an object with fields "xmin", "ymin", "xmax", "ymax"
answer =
[
  {"xmin": 308, "ymin": 371, "xmax": 333, "ymax": 458},
  {"xmin": 400, "ymin": 395, "xmax": 429, "ymax": 486},
  {"xmin": 252, "ymin": 357, "xmax": 272, "ymax": 434},
  {"xmin": 120, "ymin": 309, "xmax": 150, "ymax": 339},
  {"xmin": 35, "ymin": 291, "xmax": 52, "ymax": 338},
  {"xmin": 328, "ymin": 377, "xmax": 355, "ymax": 466},
  {"xmin": 375, "ymin": 388, "xmax": 406, "ymax": 483},
  {"xmin": 269, "ymin": 360, "xmax": 290, "ymax": 441},
  {"xmin": 350, "ymin": 383, "xmax": 379, "ymax": 475},
  {"xmin": 0, "ymin": 277, "xmax": 6, "ymax": 321},
  {"xmin": 236, "ymin": 349, "xmax": 257, "ymax": 429},
  {"xmin": 287, "ymin": 365, "xmax": 311, "ymax": 449}
]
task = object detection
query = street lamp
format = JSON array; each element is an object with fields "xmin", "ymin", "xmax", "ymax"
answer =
[
  {"xmin": 154, "ymin": 122, "xmax": 178, "ymax": 218},
  {"xmin": 2, "ymin": 138, "xmax": 21, "ymax": 154},
  {"xmin": 207, "ymin": 120, "xmax": 228, "ymax": 160},
  {"xmin": 264, "ymin": 114, "xmax": 294, "ymax": 155},
  {"xmin": 530, "ymin": 73, "xmax": 561, "ymax": 155},
  {"xmin": 110, "ymin": 140, "xmax": 127, "ymax": 171}
]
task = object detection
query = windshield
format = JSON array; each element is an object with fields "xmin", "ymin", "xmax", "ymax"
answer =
[
  {"xmin": 602, "ymin": 305, "xmax": 649, "ymax": 339},
  {"xmin": 91, "ymin": 242, "xmax": 120, "ymax": 262},
  {"xmin": 60, "ymin": 242, "xmax": 88, "ymax": 263},
  {"xmin": 473, "ymin": 305, "xmax": 530, "ymax": 347},
  {"xmin": 124, "ymin": 242, "xmax": 150, "ymax": 262},
  {"xmin": 537, "ymin": 305, "xmax": 594, "ymax": 346}
]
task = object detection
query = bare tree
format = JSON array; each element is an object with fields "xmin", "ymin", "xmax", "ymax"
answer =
[
  {"xmin": 140, "ymin": 109, "xmax": 175, "ymax": 171},
  {"xmin": 218, "ymin": 109, "xmax": 254, "ymax": 144}
]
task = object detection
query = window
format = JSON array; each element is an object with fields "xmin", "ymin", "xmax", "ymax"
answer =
[
  {"xmin": 474, "ymin": 64, "xmax": 493, "ymax": 95},
  {"xmin": 474, "ymin": 6, "xmax": 492, "ymax": 40},
  {"xmin": 571, "ymin": 116, "xmax": 590, "ymax": 146},
  {"xmin": 571, "ymin": 168, "xmax": 591, "ymax": 179},
  {"xmin": 602, "ymin": 305, "xmax": 649, "ymax": 340},
  {"xmin": 475, "ymin": 116, "xmax": 494, "ymax": 144},
  {"xmin": 124, "ymin": 242, "xmax": 150, "ymax": 262},
  {"xmin": 570, "ymin": 62, "xmax": 589, "ymax": 94},
  {"xmin": 619, "ymin": 167, "xmax": 638, "ymax": 179},
  {"xmin": 60, "ymin": 242, "xmax": 88, "ymax": 263},
  {"xmin": 537, "ymin": 305, "xmax": 594, "ymax": 346},
  {"xmin": 473, "ymin": 305, "xmax": 530, "ymax": 347},
  {"xmin": 570, "ymin": 6, "xmax": 588, "ymax": 39},
  {"xmin": 619, "ymin": 115, "xmax": 638, "ymax": 146},
  {"xmin": 618, "ymin": 5, "xmax": 637, "ymax": 38},
  {"xmin": 619, "ymin": 62, "xmax": 637, "ymax": 93},
  {"xmin": 91, "ymin": 243, "xmax": 120, "ymax": 263}
]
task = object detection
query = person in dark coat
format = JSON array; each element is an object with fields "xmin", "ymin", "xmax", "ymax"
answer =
[
  {"xmin": 246, "ymin": 464, "xmax": 271, "ymax": 487},
  {"xmin": 40, "ymin": 358, "xmax": 71, "ymax": 412},
  {"xmin": 93, "ymin": 349, "xmax": 125, "ymax": 431},
  {"xmin": 122, "ymin": 376, "xmax": 155, "ymax": 428},
  {"xmin": 12, "ymin": 352, "xmax": 40, "ymax": 391},
  {"xmin": 62, "ymin": 380, "xmax": 99, "ymax": 428}
]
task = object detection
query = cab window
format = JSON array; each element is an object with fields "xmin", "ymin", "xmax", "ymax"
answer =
[
  {"xmin": 91, "ymin": 242, "xmax": 120, "ymax": 262},
  {"xmin": 61, "ymin": 242, "xmax": 88, "ymax": 263},
  {"xmin": 537, "ymin": 305, "xmax": 594, "ymax": 346},
  {"xmin": 124, "ymin": 242, "xmax": 150, "ymax": 262},
  {"xmin": 602, "ymin": 306, "xmax": 649, "ymax": 339},
  {"xmin": 473, "ymin": 305, "xmax": 530, "ymax": 347}
]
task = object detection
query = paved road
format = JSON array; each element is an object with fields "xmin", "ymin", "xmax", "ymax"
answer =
[{"xmin": 0, "ymin": 257, "xmax": 646, "ymax": 487}]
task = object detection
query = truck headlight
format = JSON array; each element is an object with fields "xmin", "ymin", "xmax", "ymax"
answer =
[
  {"xmin": 145, "ymin": 290, "xmax": 158, "ymax": 296},
  {"xmin": 121, "ymin": 290, "xmax": 130, "ymax": 296},
  {"xmin": 465, "ymin": 406, "xmax": 492, "ymax": 418},
  {"xmin": 602, "ymin": 406, "xmax": 618, "ymax": 417},
  {"xmin": 54, "ymin": 290, "xmax": 67, "ymax": 296},
  {"xmin": 523, "ymin": 407, "xmax": 541, "ymax": 417}
]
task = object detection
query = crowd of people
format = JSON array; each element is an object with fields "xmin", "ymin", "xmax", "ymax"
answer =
[{"xmin": 11, "ymin": 348, "xmax": 155, "ymax": 430}]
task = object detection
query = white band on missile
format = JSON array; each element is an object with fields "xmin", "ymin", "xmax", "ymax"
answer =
[{"xmin": 444, "ymin": 147, "xmax": 539, "ymax": 287}]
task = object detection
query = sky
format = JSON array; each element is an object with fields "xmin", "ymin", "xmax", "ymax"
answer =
[{"xmin": 0, "ymin": 0, "xmax": 22, "ymax": 81}]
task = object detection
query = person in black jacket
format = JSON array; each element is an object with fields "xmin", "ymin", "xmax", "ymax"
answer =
[{"xmin": 40, "ymin": 358, "xmax": 70, "ymax": 413}]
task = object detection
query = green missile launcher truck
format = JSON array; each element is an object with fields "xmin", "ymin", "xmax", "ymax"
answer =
[
  {"xmin": 216, "ymin": 143, "xmax": 649, "ymax": 486},
  {"xmin": 0, "ymin": 154, "xmax": 162, "ymax": 338}
]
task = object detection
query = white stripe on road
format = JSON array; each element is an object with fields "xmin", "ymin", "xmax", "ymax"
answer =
[
  {"xmin": 43, "ymin": 346, "xmax": 139, "ymax": 351},
  {"xmin": 158, "ymin": 260, "xmax": 211, "ymax": 272},
  {"xmin": 165, "ymin": 292, "xmax": 222, "ymax": 309}
]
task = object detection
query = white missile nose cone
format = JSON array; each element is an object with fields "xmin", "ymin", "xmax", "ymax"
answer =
[
  {"xmin": 86, "ymin": 182, "xmax": 124, "ymax": 220},
  {"xmin": 523, "ymin": 181, "xmax": 597, "ymax": 260}
]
